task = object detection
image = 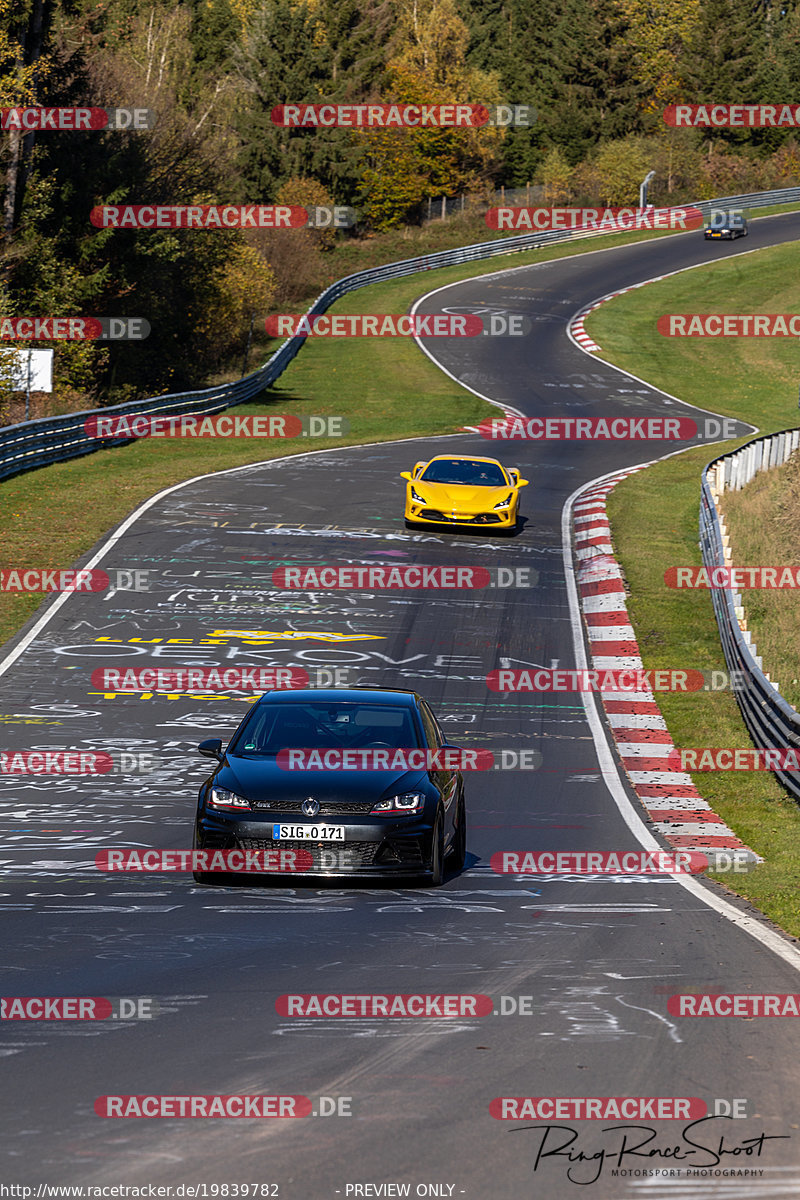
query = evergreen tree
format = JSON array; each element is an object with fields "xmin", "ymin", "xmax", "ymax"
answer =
[
  {"xmin": 233, "ymin": 0, "xmax": 363, "ymax": 202},
  {"xmin": 680, "ymin": 0, "xmax": 786, "ymax": 149}
]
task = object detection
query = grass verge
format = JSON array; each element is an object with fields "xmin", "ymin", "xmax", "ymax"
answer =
[{"xmin": 588, "ymin": 239, "xmax": 800, "ymax": 936}]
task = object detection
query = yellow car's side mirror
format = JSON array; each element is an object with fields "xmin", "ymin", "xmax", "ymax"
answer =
[
  {"xmin": 515, "ymin": 477, "xmax": 530, "ymax": 488},
  {"xmin": 400, "ymin": 471, "xmax": 412, "ymax": 481}
]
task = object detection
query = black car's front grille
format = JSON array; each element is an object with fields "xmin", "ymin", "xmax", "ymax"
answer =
[
  {"xmin": 249, "ymin": 799, "xmax": 372, "ymax": 815},
  {"xmin": 237, "ymin": 838, "xmax": 379, "ymax": 868}
]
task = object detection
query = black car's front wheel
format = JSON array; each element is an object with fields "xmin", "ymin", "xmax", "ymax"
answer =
[
  {"xmin": 192, "ymin": 825, "xmax": 216, "ymax": 886},
  {"xmin": 428, "ymin": 812, "xmax": 446, "ymax": 886},
  {"xmin": 447, "ymin": 794, "xmax": 467, "ymax": 871}
]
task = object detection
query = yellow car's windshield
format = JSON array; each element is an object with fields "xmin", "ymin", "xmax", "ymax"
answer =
[{"xmin": 420, "ymin": 460, "xmax": 507, "ymax": 486}]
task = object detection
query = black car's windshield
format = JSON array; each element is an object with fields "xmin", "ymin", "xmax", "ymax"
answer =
[
  {"xmin": 229, "ymin": 702, "xmax": 421, "ymax": 756},
  {"xmin": 420, "ymin": 459, "xmax": 507, "ymax": 487}
]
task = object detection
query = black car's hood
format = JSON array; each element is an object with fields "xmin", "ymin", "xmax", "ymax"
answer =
[{"xmin": 214, "ymin": 756, "xmax": 427, "ymax": 802}]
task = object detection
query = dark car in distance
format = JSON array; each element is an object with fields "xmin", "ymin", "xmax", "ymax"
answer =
[
  {"xmin": 192, "ymin": 687, "xmax": 467, "ymax": 886},
  {"xmin": 704, "ymin": 212, "xmax": 748, "ymax": 240}
]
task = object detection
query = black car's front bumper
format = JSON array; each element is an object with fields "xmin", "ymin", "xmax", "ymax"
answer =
[{"xmin": 195, "ymin": 810, "xmax": 437, "ymax": 877}]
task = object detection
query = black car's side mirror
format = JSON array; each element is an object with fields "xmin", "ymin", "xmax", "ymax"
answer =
[{"xmin": 197, "ymin": 738, "xmax": 223, "ymax": 760}]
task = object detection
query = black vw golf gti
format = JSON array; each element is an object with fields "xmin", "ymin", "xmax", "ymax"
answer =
[{"xmin": 192, "ymin": 687, "xmax": 467, "ymax": 885}]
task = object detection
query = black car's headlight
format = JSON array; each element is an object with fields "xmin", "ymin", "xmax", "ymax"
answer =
[
  {"xmin": 208, "ymin": 786, "xmax": 251, "ymax": 811},
  {"xmin": 410, "ymin": 486, "xmax": 427, "ymax": 503},
  {"xmin": 493, "ymin": 494, "xmax": 513, "ymax": 510},
  {"xmin": 370, "ymin": 792, "xmax": 426, "ymax": 816}
]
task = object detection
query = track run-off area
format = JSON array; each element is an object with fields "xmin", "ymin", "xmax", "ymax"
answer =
[{"xmin": 3, "ymin": 213, "xmax": 800, "ymax": 1198}]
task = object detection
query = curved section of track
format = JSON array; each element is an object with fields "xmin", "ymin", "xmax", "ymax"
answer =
[{"xmin": 2, "ymin": 215, "xmax": 800, "ymax": 1197}]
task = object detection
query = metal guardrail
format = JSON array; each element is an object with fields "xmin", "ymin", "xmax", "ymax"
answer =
[
  {"xmin": 3, "ymin": 185, "xmax": 800, "ymax": 483},
  {"xmin": 700, "ymin": 429, "xmax": 800, "ymax": 800}
]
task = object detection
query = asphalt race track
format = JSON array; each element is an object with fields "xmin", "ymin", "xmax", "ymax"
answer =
[{"xmin": 2, "ymin": 214, "xmax": 800, "ymax": 1198}]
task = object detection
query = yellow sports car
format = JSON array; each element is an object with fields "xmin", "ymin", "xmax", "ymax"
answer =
[{"xmin": 401, "ymin": 454, "xmax": 529, "ymax": 535}]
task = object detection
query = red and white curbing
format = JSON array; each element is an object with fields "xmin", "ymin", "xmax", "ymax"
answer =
[
  {"xmin": 571, "ymin": 278, "xmax": 670, "ymax": 354},
  {"xmin": 574, "ymin": 468, "xmax": 760, "ymax": 865},
  {"xmin": 571, "ymin": 309, "xmax": 602, "ymax": 352},
  {"xmin": 461, "ymin": 402, "xmax": 521, "ymax": 434}
]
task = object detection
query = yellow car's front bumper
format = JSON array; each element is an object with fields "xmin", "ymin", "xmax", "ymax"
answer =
[{"xmin": 404, "ymin": 498, "xmax": 518, "ymax": 530}]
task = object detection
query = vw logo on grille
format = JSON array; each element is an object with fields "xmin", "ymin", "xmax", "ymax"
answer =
[{"xmin": 302, "ymin": 797, "xmax": 320, "ymax": 817}]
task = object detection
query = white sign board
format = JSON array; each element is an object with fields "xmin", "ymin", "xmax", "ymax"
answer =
[{"xmin": 0, "ymin": 348, "xmax": 54, "ymax": 393}]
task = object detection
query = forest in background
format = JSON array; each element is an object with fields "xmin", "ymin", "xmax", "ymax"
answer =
[{"xmin": 3, "ymin": 0, "xmax": 800, "ymax": 409}]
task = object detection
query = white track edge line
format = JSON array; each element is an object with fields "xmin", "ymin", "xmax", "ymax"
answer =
[
  {"xmin": 409, "ymin": 286, "xmax": 526, "ymax": 419},
  {"xmin": 562, "ymin": 465, "xmax": 800, "ymax": 973},
  {"xmin": 565, "ymin": 250, "xmax": 775, "ymax": 432},
  {"xmin": 0, "ymin": 431, "xmax": 467, "ymax": 683},
  {"xmin": 408, "ymin": 261, "xmax": 800, "ymax": 971}
]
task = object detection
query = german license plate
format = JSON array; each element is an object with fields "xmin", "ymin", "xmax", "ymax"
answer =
[{"xmin": 272, "ymin": 823, "xmax": 345, "ymax": 841}]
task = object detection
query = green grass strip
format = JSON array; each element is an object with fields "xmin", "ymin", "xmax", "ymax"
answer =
[{"xmin": 588, "ymin": 237, "xmax": 800, "ymax": 936}]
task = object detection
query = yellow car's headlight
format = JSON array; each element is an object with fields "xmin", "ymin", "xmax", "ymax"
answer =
[
  {"xmin": 493, "ymin": 494, "xmax": 513, "ymax": 510},
  {"xmin": 410, "ymin": 486, "xmax": 427, "ymax": 503}
]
